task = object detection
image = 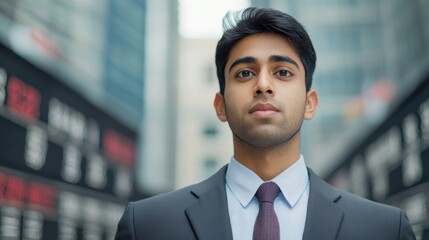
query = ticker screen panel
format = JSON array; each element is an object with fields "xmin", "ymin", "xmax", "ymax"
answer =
[
  {"xmin": 327, "ymin": 76, "xmax": 429, "ymax": 239},
  {"xmin": 0, "ymin": 43, "xmax": 138, "ymax": 239}
]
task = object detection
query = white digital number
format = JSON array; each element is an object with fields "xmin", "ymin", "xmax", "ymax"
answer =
[
  {"xmin": 82, "ymin": 198, "xmax": 103, "ymax": 240},
  {"xmin": 402, "ymin": 152, "xmax": 423, "ymax": 186},
  {"xmin": 48, "ymin": 98, "xmax": 86, "ymax": 142},
  {"xmin": 86, "ymin": 153, "xmax": 107, "ymax": 189},
  {"xmin": 419, "ymin": 99, "xmax": 429, "ymax": 141},
  {"xmin": 62, "ymin": 145, "xmax": 82, "ymax": 183},
  {"xmin": 114, "ymin": 168, "xmax": 132, "ymax": 197},
  {"xmin": 25, "ymin": 125, "xmax": 48, "ymax": 170},
  {"xmin": 83, "ymin": 225, "xmax": 102, "ymax": 240},
  {"xmin": 58, "ymin": 191, "xmax": 80, "ymax": 219},
  {"xmin": 403, "ymin": 114, "xmax": 418, "ymax": 144},
  {"xmin": 58, "ymin": 192, "xmax": 79, "ymax": 240},
  {"xmin": 58, "ymin": 218, "xmax": 77, "ymax": 240},
  {"xmin": 0, "ymin": 68, "xmax": 6, "ymax": 106},
  {"xmin": 1, "ymin": 207, "xmax": 21, "ymax": 239},
  {"xmin": 23, "ymin": 211, "xmax": 43, "ymax": 240}
]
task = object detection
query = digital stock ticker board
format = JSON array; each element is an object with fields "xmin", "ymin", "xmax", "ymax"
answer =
[
  {"xmin": 0, "ymin": 43, "xmax": 138, "ymax": 240},
  {"xmin": 327, "ymin": 75, "xmax": 429, "ymax": 238}
]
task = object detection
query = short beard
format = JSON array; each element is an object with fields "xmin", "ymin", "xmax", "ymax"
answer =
[{"xmin": 231, "ymin": 117, "xmax": 303, "ymax": 149}]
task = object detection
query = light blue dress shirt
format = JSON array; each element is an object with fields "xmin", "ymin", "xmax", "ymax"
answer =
[{"xmin": 225, "ymin": 155, "xmax": 309, "ymax": 240}]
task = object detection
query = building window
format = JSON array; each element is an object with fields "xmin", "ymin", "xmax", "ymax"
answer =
[
  {"xmin": 202, "ymin": 157, "xmax": 219, "ymax": 179},
  {"xmin": 202, "ymin": 123, "xmax": 218, "ymax": 138}
]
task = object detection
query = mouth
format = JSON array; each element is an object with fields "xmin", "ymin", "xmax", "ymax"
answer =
[{"xmin": 249, "ymin": 103, "xmax": 279, "ymax": 117}]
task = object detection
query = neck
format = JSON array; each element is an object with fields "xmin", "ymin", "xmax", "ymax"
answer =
[{"xmin": 233, "ymin": 133, "xmax": 301, "ymax": 181}]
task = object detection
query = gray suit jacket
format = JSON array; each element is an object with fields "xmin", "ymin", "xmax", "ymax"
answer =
[{"xmin": 115, "ymin": 165, "xmax": 416, "ymax": 240}]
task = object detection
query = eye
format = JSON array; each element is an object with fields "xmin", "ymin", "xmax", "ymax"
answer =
[
  {"xmin": 276, "ymin": 69, "xmax": 292, "ymax": 77},
  {"xmin": 237, "ymin": 70, "xmax": 254, "ymax": 78}
]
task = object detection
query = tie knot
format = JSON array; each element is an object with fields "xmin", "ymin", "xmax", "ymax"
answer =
[{"xmin": 255, "ymin": 182, "xmax": 280, "ymax": 203}]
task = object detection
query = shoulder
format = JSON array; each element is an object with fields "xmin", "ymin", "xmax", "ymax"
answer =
[
  {"xmin": 115, "ymin": 165, "xmax": 228, "ymax": 239},
  {"xmin": 335, "ymin": 187, "xmax": 400, "ymax": 217},
  {"xmin": 116, "ymin": 186, "xmax": 199, "ymax": 240},
  {"xmin": 335, "ymin": 189, "xmax": 415, "ymax": 239},
  {"xmin": 132, "ymin": 164, "xmax": 228, "ymax": 217},
  {"xmin": 307, "ymin": 169, "xmax": 415, "ymax": 239},
  {"xmin": 133, "ymin": 183, "xmax": 198, "ymax": 214},
  {"xmin": 308, "ymin": 168, "xmax": 399, "ymax": 215}
]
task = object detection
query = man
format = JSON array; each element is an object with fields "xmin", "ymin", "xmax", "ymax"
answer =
[{"xmin": 115, "ymin": 7, "xmax": 416, "ymax": 240}]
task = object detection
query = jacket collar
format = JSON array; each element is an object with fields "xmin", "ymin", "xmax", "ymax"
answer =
[
  {"xmin": 185, "ymin": 165, "xmax": 344, "ymax": 240},
  {"xmin": 303, "ymin": 168, "xmax": 344, "ymax": 240},
  {"xmin": 185, "ymin": 165, "xmax": 233, "ymax": 240}
]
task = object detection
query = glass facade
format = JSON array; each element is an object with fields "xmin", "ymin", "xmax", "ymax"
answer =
[
  {"xmin": 103, "ymin": 0, "xmax": 145, "ymax": 124},
  {"xmin": 0, "ymin": 0, "xmax": 145, "ymax": 128}
]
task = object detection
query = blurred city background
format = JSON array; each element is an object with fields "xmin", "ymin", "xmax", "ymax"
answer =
[{"xmin": 0, "ymin": 0, "xmax": 428, "ymax": 239}]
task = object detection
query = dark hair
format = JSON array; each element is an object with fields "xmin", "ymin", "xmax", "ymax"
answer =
[{"xmin": 215, "ymin": 7, "xmax": 316, "ymax": 95}]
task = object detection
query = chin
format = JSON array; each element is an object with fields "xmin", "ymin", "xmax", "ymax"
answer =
[{"xmin": 242, "ymin": 132, "xmax": 288, "ymax": 149}]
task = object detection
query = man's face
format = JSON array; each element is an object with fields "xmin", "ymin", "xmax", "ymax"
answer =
[{"xmin": 215, "ymin": 33, "xmax": 316, "ymax": 148}]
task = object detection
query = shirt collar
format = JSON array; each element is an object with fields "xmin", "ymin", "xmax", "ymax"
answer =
[{"xmin": 225, "ymin": 155, "xmax": 309, "ymax": 208}]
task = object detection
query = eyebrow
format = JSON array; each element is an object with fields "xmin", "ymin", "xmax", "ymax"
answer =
[
  {"xmin": 228, "ymin": 55, "xmax": 300, "ymax": 73},
  {"xmin": 228, "ymin": 56, "xmax": 256, "ymax": 73},
  {"xmin": 269, "ymin": 55, "xmax": 299, "ymax": 69}
]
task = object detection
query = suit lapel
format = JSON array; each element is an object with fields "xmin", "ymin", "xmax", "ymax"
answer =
[
  {"xmin": 303, "ymin": 169, "xmax": 344, "ymax": 240},
  {"xmin": 185, "ymin": 165, "xmax": 233, "ymax": 240},
  {"xmin": 184, "ymin": 166, "xmax": 344, "ymax": 240}
]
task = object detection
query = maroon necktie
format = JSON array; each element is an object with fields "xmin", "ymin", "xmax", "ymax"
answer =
[{"xmin": 253, "ymin": 182, "xmax": 281, "ymax": 240}]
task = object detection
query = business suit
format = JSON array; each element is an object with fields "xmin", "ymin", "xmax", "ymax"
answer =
[{"xmin": 115, "ymin": 165, "xmax": 415, "ymax": 240}]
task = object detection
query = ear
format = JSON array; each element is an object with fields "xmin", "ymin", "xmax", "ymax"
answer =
[
  {"xmin": 214, "ymin": 92, "xmax": 227, "ymax": 122},
  {"xmin": 304, "ymin": 90, "xmax": 318, "ymax": 120}
]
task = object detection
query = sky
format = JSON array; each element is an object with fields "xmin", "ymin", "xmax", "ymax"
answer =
[{"xmin": 178, "ymin": 0, "xmax": 250, "ymax": 38}]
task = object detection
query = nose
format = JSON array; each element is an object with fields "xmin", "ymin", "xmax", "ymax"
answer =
[{"xmin": 254, "ymin": 71, "xmax": 275, "ymax": 97}]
